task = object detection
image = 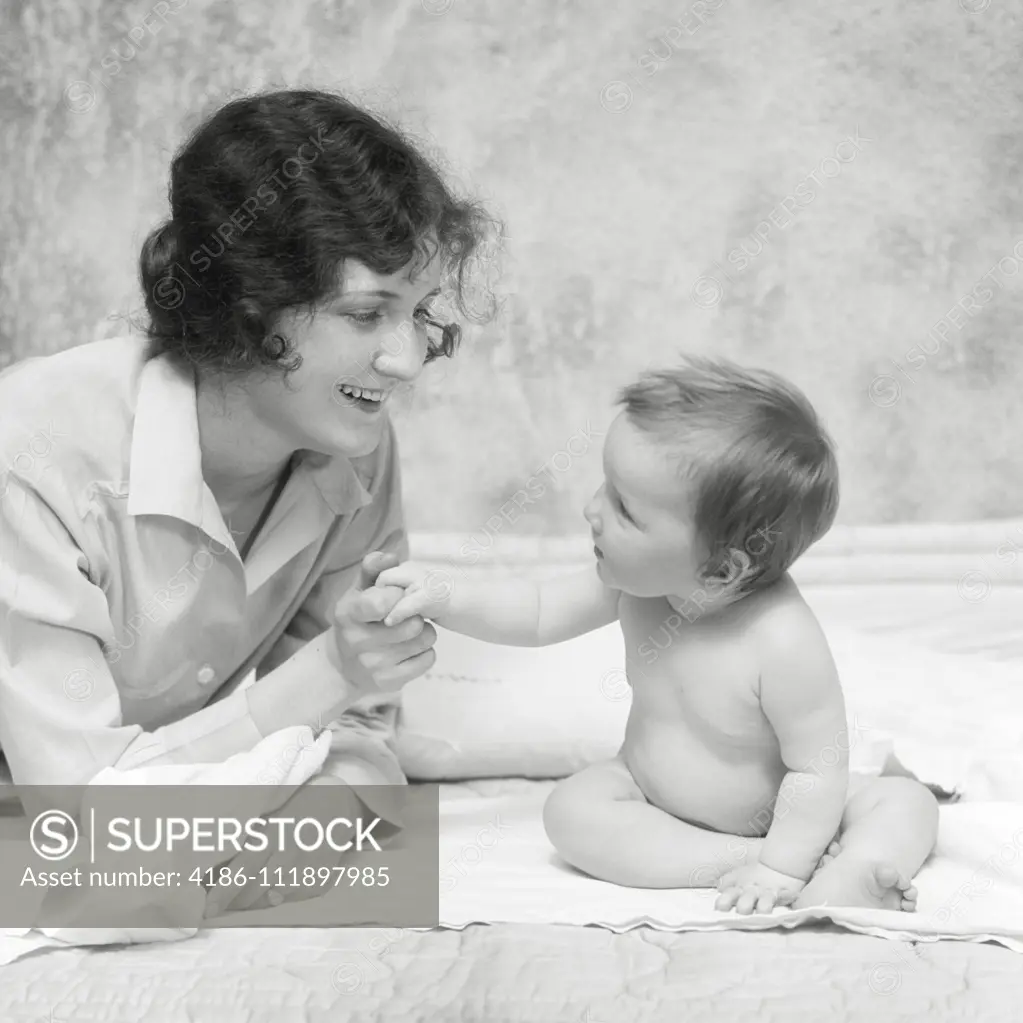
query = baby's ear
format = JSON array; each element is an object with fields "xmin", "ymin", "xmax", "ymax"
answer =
[{"xmin": 698, "ymin": 546, "xmax": 753, "ymax": 595}]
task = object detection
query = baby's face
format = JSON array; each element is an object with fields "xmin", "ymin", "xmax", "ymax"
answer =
[{"xmin": 583, "ymin": 412, "xmax": 706, "ymax": 600}]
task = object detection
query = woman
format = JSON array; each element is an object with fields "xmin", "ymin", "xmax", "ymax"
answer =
[{"xmin": 0, "ymin": 90, "xmax": 497, "ymax": 811}]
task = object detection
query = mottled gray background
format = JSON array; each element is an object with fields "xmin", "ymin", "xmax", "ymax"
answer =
[{"xmin": 2, "ymin": 0, "xmax": 1022, "ymax": 537}]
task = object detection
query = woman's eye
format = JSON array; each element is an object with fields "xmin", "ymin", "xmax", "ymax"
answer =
[{"xmin": 415, "ymin": 308, "xmax": 453, "ymax": 362}]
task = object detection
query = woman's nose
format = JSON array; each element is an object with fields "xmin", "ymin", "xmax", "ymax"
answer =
[{"xmin": 372, "ymin": 318, "xmax": 425, "ymax": 383}]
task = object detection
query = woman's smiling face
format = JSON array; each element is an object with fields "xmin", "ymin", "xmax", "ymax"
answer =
[{"xmin": 247, "ymin": 255, "xmax": 445, "ymax": 460}]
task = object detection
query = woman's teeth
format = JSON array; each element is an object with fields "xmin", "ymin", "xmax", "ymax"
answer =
[{"xmin": 339, "ymin": 384, "xmax": 385, "ymax": 403}]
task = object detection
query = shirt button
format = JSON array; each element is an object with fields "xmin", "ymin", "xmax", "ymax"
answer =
[{"xmin": 196, "ymin": 664, "xmax": 217, "ymax": 686}]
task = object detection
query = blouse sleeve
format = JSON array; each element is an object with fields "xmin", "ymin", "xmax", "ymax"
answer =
[{"xmin": 0, "ymin": 473, "xmax": 270, "ymax": 801}]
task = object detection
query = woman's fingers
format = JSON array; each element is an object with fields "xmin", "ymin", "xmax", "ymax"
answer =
[
  {"xmin": 383, "ymin": 591, "xmax": 431, "ymax": 627},
  {"xmin": 373, "ymin": 645, "xmax": 438, "ymax": 691},
  {"xmin": 401, "ymin": 621, "xmax": 438, "ymax": 658},
  {"xmin": 362, "ymin": 623, "xmax": 437, "ymax": 668},
  {"xmin": 356, "ymin": 620, "xmax": 436, "ymax": 672},
  {"xmin": 346, "ymin": 584, "xmax": 407, "ymax": 624},
  {"xmin": 356, "ymin": 615, "xmax": 427, "ymax": 645},
  {"xmin": 357, "ymin": 544, "xmax": 402, "ymax": 590},
  {"xmin": 375, "ymin": 565, "xmax": 419, "ymax": 589},
  {"xmin": 336, "ymin": 600, "xmax": 437, "ymax": 690}
]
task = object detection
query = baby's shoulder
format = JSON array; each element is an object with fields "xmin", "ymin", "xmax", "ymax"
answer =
[{"xmin": 743, "ymin": 576, "xmax": 831, "ymax": 661}]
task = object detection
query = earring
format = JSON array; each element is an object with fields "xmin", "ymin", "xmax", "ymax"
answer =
[{"xmin": 265, "ymin": 333, "xmax": 289, "ymax": 359}]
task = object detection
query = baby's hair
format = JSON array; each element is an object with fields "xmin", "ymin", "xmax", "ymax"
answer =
[{"xmin": 617, "ymin": 354, "xmax": 839, "ymax": 596}]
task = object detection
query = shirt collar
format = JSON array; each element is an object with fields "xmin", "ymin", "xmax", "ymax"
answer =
[
  {"xmin": 297, "ymin": 448, "xmax": 376, "ymax": 516},
  {"xmin": 126, "ymin": 354, "xmax": 373, "ymax": 525}
]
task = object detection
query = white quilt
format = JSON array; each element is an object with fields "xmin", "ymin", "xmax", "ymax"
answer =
[
  {"xmin": 0, "ymin": 594, "xmax": 1021, "ymax": 1021},
  {"xmin": 433, "ymin": 781, "xmax": 1023, "ymax": 951}
]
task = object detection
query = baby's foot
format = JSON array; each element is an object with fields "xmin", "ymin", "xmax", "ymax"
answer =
[
  {"xmin": 811, "ymin": 840, "xmax": 843, "ymax": 878},
  {"xmin": 795, "ymin": 854, "xmax": 918, "ymax": 912}
]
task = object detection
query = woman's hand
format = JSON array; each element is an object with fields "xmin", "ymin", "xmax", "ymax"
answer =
[
  {"xmin": 374, "ymin": 562, "xmax": 454, "ymax": 627},
  {"xmin": 713, "ymin": 862, "xmax": 806, "ymax": 915},
  {"xmin": 331, "ymin": 550, "xmax": 438, "ymax": 692}
]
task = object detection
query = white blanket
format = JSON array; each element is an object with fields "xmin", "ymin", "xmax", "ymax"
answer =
[
  {"xmin": 4, "ymin": 742, "xmax": 1022, "ymax": 965},
  {"xmin": 3, "ymin": 616, "xmax": 1022, "ymax": 966},
  {"xmin": 46, "ymin": 747, "xmax": 1021, "ymax": 954},
  {"xmin": 0, "ymin": 724, "xmax": 331, "ymax": 966},
  {"xmin": 435, "ymin": 779, "xmax": 1023, "ymax": 952}
]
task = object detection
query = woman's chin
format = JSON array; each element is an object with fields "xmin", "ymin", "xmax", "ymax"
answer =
[
  {"xmin": 344, "ymin": 437, "xmax": 383, "ymax": 459},
  {"xmin": 326, "ymin": 419, "xmax": 388, "ymax": 459}
]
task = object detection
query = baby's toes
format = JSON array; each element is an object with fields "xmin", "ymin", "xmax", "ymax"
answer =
[
  {"xmin": 874, "ymin": 863, "xmax": 903, "ymax": 889},
  {"xmin": 901, "ymin": 885, "xmax": 919, "ymax": 912},
  {"xmin": 812, "ymin": 849, "xmax": 838, "ymax": 876}
]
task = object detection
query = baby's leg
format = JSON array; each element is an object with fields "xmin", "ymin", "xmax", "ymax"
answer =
[
  {"xmin": 794, "ymin": 776, "xmax": 939, "ymax": 911},
  {"xmin": 542, "ymin": 757, "xmax": 761, "ymax": 888}
]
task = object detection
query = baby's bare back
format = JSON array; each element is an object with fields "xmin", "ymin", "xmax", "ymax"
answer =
[{"xmin": 618, "ymin": 582, "xmax": 811, "ymax": 836}]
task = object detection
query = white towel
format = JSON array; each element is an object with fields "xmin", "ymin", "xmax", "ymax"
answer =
[
  {"xmin": 434, "ymin": 777, "xmax": 1023, "ymax": 952},
  {"xmin": 0, "ymin": 724, "xmax": 331, "ymax": 966}
]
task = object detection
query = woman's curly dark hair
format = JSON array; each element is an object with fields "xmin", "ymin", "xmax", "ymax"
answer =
[{"xmin": 138, "ymin": 89, "xmax": 501, "ymax": 377}]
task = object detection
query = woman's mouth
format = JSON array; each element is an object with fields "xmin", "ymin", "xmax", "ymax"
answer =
[{"xmin": 337, "ymin": 383, "xmax": 388, "ymax": 413}]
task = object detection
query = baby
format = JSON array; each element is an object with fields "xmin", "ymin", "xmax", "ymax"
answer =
[{"xmin": 372, "ymin": 355, "xmax": 939, "ymax": 914}]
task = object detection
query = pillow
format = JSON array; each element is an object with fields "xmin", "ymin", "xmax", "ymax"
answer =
[
  {"xmin": 393, "ymin": 617, "xmax": 1023, "ymax": 787},
  {"xmin": 393, "ymin": 625, "xmax": 631, "ymax": 780},
  {"xmin": 392, "ymin": 624, "xmax": 893, "ymax": 782}
]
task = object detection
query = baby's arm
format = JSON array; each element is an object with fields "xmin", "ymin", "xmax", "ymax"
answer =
[
  {"xmin": 374, "ymin": 563, "xmax": 620, "ymax": 647},
  {"xmin": 754, "ymin": 610, "xmax": 850, "ymax": 883}
]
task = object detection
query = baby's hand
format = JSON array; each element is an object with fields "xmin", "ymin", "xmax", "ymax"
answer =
[
  {"xmin": 375, "ymin": 562, "xmax": 455, "ymax": 627},
  {"xmin": 356, "ymin": 581, "xmax": 407, "ymax": 623},
  {"xmin": 714, "ymin": 862, "xmax": 806, "ymax": 915}
]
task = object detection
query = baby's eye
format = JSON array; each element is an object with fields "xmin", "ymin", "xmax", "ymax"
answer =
[{"xmin": 615, "ymin": 496, "xmax": 635, "ymax": 524}]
